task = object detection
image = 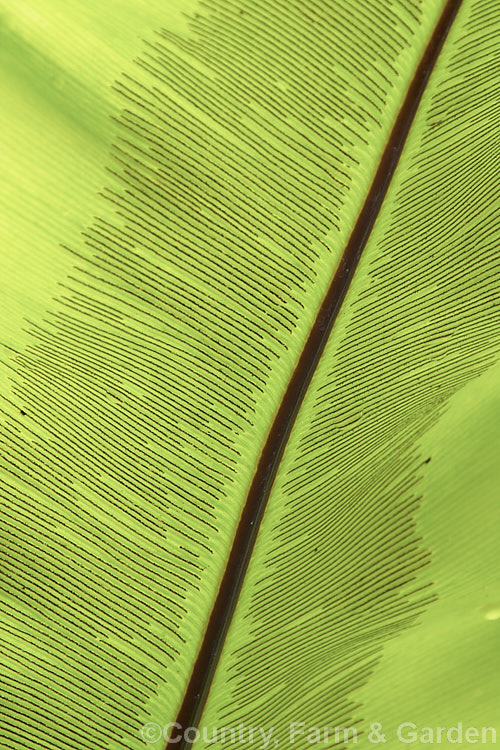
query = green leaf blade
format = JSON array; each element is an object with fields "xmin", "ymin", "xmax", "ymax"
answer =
[{"xmin": 0, "ymin": 0, "xmax": 499, "ymax": 748}]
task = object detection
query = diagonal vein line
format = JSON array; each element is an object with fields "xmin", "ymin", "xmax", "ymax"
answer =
[{"xmin": 166, "ymin": 1, "xmax": 462, "ymax": 745}]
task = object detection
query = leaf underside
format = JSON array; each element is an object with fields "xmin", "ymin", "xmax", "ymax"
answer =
[{"xmin": 0, "ymin": 1, "xmax": 499, "ymax": 749}]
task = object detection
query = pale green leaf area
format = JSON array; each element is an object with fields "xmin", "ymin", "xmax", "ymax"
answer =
[
  {"xmin": 0, "ymin": 0, "xmax": 499, "ymax": 749},
  {"xmin": 355, "ymin": 361, "xmax": 500, "ymax": 746},
  {"xmin": 0, "ymin": 0, "xmax": 195, "ymax": 358}
]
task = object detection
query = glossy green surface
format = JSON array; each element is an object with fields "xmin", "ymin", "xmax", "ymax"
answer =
[{"xmin": 0, "ymin": 1, "xmax": 499, "ymax": 748}]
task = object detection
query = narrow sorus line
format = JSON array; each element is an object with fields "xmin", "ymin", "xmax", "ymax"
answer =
[{"xmin": 166, "ymin": 1, "xmax": 462, "ymax": 746}]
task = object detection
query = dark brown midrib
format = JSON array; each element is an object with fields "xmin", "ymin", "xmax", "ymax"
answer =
[{"xmin": 166, "ymin": 1, "xmax": 461, "ymax": 745}]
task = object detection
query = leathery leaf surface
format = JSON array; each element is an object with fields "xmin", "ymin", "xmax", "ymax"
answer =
[{"xmin": 0, "ymin": 0, "xmax": 499, "ymax": 748}]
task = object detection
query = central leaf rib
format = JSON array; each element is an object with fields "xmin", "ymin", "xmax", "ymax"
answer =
[{"xmin": 167, "ymin": 1, "xmax": 462, "ymax": 746}]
